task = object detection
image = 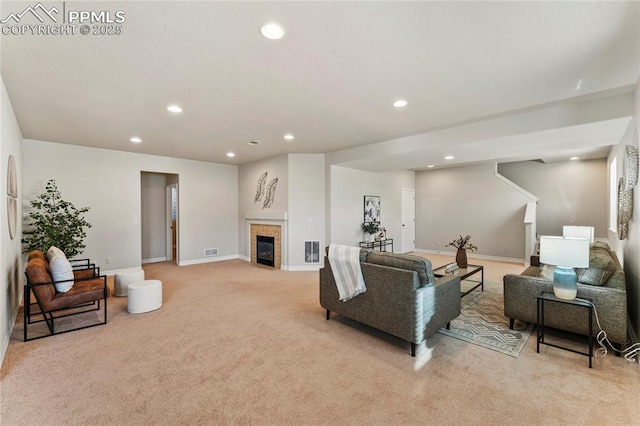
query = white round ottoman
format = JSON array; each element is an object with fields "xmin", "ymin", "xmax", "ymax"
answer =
[
  {"xmin": 114, "ymin": 270, "xmax": 145, "ymax": 297},
  {"xmin": 127, "ymin": 280, "xmax": 163, "ymax": 314}
]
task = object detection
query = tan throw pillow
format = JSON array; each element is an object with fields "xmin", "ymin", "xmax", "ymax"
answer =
[{"xmin": 49, "ymin": 255, "xmax": 74, "ymax": 292}]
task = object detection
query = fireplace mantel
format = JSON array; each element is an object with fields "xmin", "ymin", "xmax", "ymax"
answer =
[{"xmin": 245, "ymin": 211, "xmax": 288, "ymax": 221}]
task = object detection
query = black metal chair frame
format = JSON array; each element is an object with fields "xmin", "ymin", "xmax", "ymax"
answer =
[{"xmin": 24, "ymin": 259, "xmax": 108, "ymax": 342}]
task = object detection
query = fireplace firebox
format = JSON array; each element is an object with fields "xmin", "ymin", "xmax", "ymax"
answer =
[{"xmin": 256, "ymin": 235, "xmax": 275, "ymax": 267}]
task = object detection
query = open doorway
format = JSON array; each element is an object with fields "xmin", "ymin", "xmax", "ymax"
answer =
[{"xmin": 141, "ymin": 172, "xmax": 179, "ymax": 264}]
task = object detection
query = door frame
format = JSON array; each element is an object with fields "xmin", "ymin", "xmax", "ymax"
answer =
[{"xmin": 166, "ymin": 183, "xmax": 178, "ymax": 263}]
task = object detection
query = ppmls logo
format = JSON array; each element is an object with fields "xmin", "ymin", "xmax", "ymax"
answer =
[{"xmin": 1, "ymin": 2, "xmax": 126, "ymax": 36}]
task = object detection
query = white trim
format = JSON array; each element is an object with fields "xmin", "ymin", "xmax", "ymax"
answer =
[
  {"xmin": 142, "ymin": 257, "xmax": 167, "ymax": 264},
  {"xmin": 1, "ymin": 289, "xmax": 22, "ymax": 368},
  {"xmin": 412, "ymin": 248, "xmax": 525, "ymax": 265},
  {"xmin": 102, "ymin": 266, "xmax": 143, "ymax": 277},
  {"xmin": 245, "ymin": 211, "xmax": 288, "ymax": 221},
  {"xmin": 178, "ymin": 254, "xmax": 239, "ymax": 266},
  {"xmin": 493, "ymin": 164, "xmax": 539, "ymax": 202},
  {"xmin": 238, "ymin": 255, "xmax": 250, "ymax": 262},
  {"xmin": 286, "ymin": 265, "xmax": 322, "ymax": 272}
]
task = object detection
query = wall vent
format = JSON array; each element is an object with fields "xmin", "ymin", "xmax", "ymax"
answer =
[{"xmin": 204, "ymin": 248, "xmax": 219, "ymax": 257}]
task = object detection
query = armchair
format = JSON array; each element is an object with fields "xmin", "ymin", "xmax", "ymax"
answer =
[{"xmin": 23, "ymin": 250, "xmax": 108, "ymax": 341}]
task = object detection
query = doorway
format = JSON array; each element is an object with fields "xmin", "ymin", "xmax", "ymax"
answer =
[{"xmin": 140, "ymin": 172, "xmax": 179, "ymax": 264}]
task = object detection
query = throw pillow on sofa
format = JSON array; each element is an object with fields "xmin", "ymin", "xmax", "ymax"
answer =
[{"xmin": 575, "ymin": 249, "xmax": 616, "ymax": 286}]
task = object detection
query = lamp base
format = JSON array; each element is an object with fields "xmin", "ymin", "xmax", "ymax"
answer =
[{"xmin": 553, "ymin": 266, "xmax": 578, "ymax": 300}]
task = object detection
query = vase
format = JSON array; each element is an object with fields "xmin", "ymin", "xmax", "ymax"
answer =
[{"xmin": 456, "ymin": 249, "xmax": 468, "ymax": 268}]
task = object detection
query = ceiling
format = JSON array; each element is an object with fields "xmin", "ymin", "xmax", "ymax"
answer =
[{"xmin": 1, "ymin": 1, "xmax": 639, "ymax": 170}]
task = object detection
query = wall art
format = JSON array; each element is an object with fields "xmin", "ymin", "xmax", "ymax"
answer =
[{"xmin": 363, "ymin": 195, "xmax": 380, "ymax": 223}]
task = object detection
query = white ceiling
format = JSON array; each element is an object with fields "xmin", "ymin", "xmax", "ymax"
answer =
[{"xmin": 1, "ymin": 1, "xmax": 639, "ymax": 170}]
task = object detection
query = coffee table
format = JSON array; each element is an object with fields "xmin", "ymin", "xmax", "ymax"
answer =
[{"xmin": 433, "ymin": 264, "xmax": 484, "ymax": 297}]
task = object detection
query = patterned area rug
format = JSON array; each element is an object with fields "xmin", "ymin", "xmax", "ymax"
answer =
[{"xmin": 437, "ymin": 280, "xmax": 533, "ymax": 357}]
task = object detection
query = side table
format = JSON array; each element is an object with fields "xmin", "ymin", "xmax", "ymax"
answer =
[
  {"xmin": 359, "ymin": 239, "xmax": 393, "ymax": 252},
  {"xmin": 537, "ymin": 291, "xmax": 593, "ymax": 368}
]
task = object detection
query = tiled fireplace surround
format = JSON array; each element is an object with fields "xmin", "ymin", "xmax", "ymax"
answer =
[{"xmin": 250, "ymin": 224, "xmax": 282, "ymax": 270}]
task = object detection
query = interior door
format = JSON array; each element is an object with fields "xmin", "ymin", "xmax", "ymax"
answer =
[
  {"xmin": 401, "ymin": 188, "xmax": 416, "ymax": 253},
  {"xmin": 166, "ymin": 183, "xmax": 178, "ymax": 263}
]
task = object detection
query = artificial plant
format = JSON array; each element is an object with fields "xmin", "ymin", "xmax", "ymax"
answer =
[{"xmin": 22, "ymin": 179, "xmax": 92, "ymax": 258}]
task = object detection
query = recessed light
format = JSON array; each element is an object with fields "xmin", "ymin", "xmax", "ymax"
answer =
[
  {"xmin": 260, "ymin": 23, "xmax": 285, "ymax": 40},
  {"xmin": 226, "ymin": 152, "xmax": 236, "ymax": 158},
  {"xmin": 393, "ymin": 100, "xmax": 408, "ymax": 108},
  {"xmin": 427, "ymin": 165, "xmax": 434, "ymax": 168},
  {"xmin": 167, "ymin": 105, "xmax": 182, "ymax": 113},
  {"xmin": 284, "ymin": 134, "xmax": 295, "ymax": 141},
  {"xmin": 570, "ymin": 156, "xmax": 580, "ymax": 160},
  {"xmin": 130, "ymin": 137, "xmax": 142, "ymax": 143},
  {"xmin": 247, "ymin": 139, "xmax": 262, "ymax": 146},
  {"xmin": 444, "ymin": 155, "xmax": 455, "ymax": 160}
]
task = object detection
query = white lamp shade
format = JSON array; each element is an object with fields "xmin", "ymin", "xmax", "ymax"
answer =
[
  {"xmin": 539, "ymin": 236, "xmax": 590, "ymax": 268},
  {"xmin": 562, "ymin": 226, "xmax": 594, "ymax": 243}
]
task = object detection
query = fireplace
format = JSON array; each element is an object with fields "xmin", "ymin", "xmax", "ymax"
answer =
[{"xmin": 256, "ymin": 235, "xmax": 275, "ymax": 267}]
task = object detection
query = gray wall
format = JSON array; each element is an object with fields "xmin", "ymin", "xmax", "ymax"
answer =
[
  {"xmin": 141, "ymin": 172, "xmax": 167, "ymax": 262},
  {"xmin": 498, "ymin": 159, "xmax": 607, "ymax": 238},
  {"xmin": 415, "ymin": 163, "xmax": 532, "ymax": 260},
  {"xmin": 23, "ymin": 140, "xmax": 239, "ymax": 271},
  {"xmin": 1, "ymin": 77, "xmax": 23, "ymax": 366},
  {"xmin": 329, "ymin": 165, "xmax": 414, "ymax": 247}
]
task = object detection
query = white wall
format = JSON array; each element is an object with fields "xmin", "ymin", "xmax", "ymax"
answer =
[
  {"xmin": 23, "ymin": 140, "xmax": 238, "ymax": 271},
  {"xmin": 329, "ymin": 165, "xmax": 414, "ymax": 248},
  {"xmin": 288, "ymin": 154, "xmax": 325, "ymax": 270},
  {"xmin": 141, "ymin": 172, "xmax": 167, "ymax": 262},
  {"xmin": 415, "ymin": 163, "xmax": 532, "ymax": 260},
  {"xmin": 609, "ymin": 76, "xmax": 640, "ymax": 344},
  {"xmin": 237, "ymin": 155, "xmax": 288, "ymax": 258},
  {"xmin": 498, "ymin": 159, "xmax": 608, "ymax": 238},
  {"xmin": 1, "ymin": 77, "xmax": 23, "ymax": 366}
]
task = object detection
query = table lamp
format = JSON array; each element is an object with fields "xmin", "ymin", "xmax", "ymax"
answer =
[
  {"xmin": 539, "ymin": 236, "xmax": 590, "ymax": 300},
  {"xmin": 562, "ymin": 225, "xmax": 594, "ymax": 243}
]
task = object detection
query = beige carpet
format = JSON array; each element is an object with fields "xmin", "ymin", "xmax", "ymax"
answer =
[{"xmin": 1, "ymin": 255, "xmax": 639, "ymax": 425}]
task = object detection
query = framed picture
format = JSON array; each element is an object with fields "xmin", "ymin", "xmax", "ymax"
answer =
[
  {"xmin": 304, "ymin": 241, "xmax": 320, "ymax": 263},
  {"xmin": 363, "ymin": 195, "xmax": 380, "ymax": 223}
]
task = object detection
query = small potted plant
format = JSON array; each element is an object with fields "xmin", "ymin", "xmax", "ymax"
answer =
[
  {"xmin": 361, "ymin": 221, "xmax": 380, "ymax": 242},
  {"xmin": 446, "ymin": 234, "xmax": 478, "ymax": 268}
]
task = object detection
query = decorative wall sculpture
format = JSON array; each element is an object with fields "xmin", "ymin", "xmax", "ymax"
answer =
[
  {"xmin": 7, "ymin": 155, "xmax": 17, "ymax": 240},
  {"xmin": 253, "ymin": 171, "xmax": 278, "ymax": 209}
]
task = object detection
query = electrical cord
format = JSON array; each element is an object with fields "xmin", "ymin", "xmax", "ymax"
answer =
[{"xmin": 574, "ymin": 297, "xmax": 640, "ymax": 363}]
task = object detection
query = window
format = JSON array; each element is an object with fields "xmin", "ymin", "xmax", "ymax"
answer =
[{"xmin": 609, "ymin": 156, "xmax": 617, "ymax": 231}]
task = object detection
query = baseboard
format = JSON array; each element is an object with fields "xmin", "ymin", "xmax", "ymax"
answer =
[
  {"xmin": 1, "ymin": 289, "xmax": 22, "ymax": 368},
  {"xmin": 102, "ymin": 266, "xmax": 143, "ymax": 277},
  {"xmin": 285, "ymin": 265, "xmax": 322, "ymax": 272},
  {"xmin": 412, "ymin": 248, "xmax": 525, "ymax": 264},
  {"xmin": 178, "ymin": 254, "xmax": 240, "ymax": 266},
  {"xmin": 142, "ymin": 257, "xmax": 167, "ymax": 264},
  {"xmin": 238, "ymin": 255, "xmax": 250, "ymax": 262}
]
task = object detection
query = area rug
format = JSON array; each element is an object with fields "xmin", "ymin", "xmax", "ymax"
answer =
[{"xmin": 437, "ymin": 280, "xmax": 533, "ymax": 357}]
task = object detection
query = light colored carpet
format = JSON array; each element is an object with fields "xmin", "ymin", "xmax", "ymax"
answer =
[
  {"xmin": 437, "ymin": 280, "xmax": 533, "ymax": 357},
  {"xmin": 1, "ymin": 257, "xmax": 639, "ymax": 425}
]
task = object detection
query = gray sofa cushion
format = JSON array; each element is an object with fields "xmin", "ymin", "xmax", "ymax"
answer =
[
  {"xmin": 575, "ymin": 248, "xmax": 616, "ymax": 286},
  {"xmin": 366, "ymin": 251, "xmax": 434, "ymax": 285}
]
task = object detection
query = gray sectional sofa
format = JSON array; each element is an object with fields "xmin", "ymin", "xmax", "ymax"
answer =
[
  {"xmin": 319, "ymin": 250, "xmax": 461, "ymax": 356},
  {"xmin": 503, "ymin": 242, "xmax": 627, "ymax": 346}
]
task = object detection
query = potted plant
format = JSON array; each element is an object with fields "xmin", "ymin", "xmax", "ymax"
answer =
[
  {"xmin": 22, "ymin": 179, "xmax": 92, "ymax": 258},
  {"xmin": 361, "ymin": 221, "xmax": 380, "ymax": 242},
  {"xmin": 446, "ymin": 234, "xmax": 478, "ymax": 268}
]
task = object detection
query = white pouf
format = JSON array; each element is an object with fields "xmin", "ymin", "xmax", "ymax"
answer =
[
  {"xmin": 127, "ymin": 280, "xmax": 163, "ymax": 314},
  {"xmin": 114, "ymin": 270, "xmax": 145, "ymax": 297}
]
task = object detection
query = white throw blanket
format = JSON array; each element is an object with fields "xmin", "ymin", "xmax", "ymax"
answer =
[{"xmin": 328, "ymin": 244, "xmax": 366, "ymax": 301}]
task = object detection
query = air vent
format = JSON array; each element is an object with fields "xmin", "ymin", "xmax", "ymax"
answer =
[
  {"xmin": 204, "ymin": 248, "xmax": 219, "ymax": 257},
  {"xmin": 247, "ymin": 139, "xmax": 262, "ymax": 146}
]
